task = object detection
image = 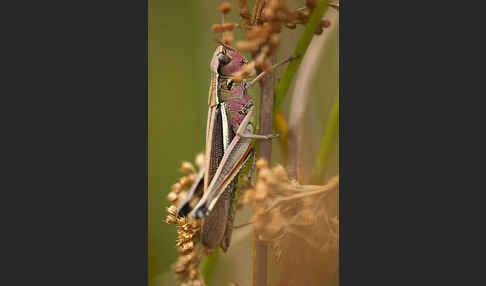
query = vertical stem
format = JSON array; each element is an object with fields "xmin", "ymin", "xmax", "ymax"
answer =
[{"xmin": 254, "ymin": 64, "xmax": 274, "ymax": 286}]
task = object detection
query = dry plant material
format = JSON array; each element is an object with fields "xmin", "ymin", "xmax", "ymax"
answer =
[
  {"xmin": 240, "ymin": 160, "xmax": 339, "ymax": 260},
  {"xmin": 166, "ymin": 154, "xmax": 207, "ymax": 286},
  {"xmin": 213, "ymin": 0, "xmax": 334, "ymax": 83},
  {"xmin": 219, "ymin": 2, "xmax": 232, "ymax": 14}
]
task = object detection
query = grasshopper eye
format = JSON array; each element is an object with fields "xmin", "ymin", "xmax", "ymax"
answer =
[{"xmin": 218, "ymin": 54, "xmax": 231, "ymax": 66}]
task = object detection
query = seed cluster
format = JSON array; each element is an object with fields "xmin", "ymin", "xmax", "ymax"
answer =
[
  {"xmin": 165, "ymin": 155, "xmax": 206, "ymax": 286},
  {"xmin": 212, "ymin": 1, "xmax": 335, "ymax": 82},
  {"xmin": 240, "ymin": 160, "xmax": 339, "ymax": 261}
]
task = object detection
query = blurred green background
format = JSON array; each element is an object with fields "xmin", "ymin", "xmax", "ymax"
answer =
[{"xmin": 149, "ymin": 1, "xmax": 338, "ymax": 285}]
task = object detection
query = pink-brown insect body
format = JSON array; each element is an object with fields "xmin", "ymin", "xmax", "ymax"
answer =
[
  {"xmin": 224, "ymin": 83, "xmax": 253, "ymax": 131},
  {"xmin": 201, "ymin": 45, "xmax": 253, "ymax": 252}
]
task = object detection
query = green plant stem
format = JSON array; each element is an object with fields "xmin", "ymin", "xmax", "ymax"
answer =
[
  {"xmin": 274, "ymin": 0, "xmax": 329, "ymax": 115},
  {"xmin": 200, "ymin": 248, "xmax": 219, "ymax": 284},
  {"xmin": 310, "ymin": 98, "xmax": 339, "ymax": 184}
]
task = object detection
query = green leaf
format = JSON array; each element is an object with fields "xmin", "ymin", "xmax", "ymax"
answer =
[
  {"xmin": 274, "ymin": 0, "xmax": 329, "ymax": 115},
  {"xmin": 310, "ymin": 98, "xmax": 339, "ymax": 184}
]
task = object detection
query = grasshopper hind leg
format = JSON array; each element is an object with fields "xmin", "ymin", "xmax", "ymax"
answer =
[
  {"xmin": 220, "ymin": 149, "xmax": 255, "ymax": 251},
  {"xmin": 200, "ymin": 184, "xmax": 234, "ymax": 250}
]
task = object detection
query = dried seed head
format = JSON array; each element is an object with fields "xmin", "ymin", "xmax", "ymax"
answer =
[
  {"xmin": 212, "ymin": 24, "xmax": 225, "ymax": 33},
  {"xmin": 269, "ymin": 34, "xmax": 279, "ymax": 47},
  {"xmin": 189, "ymin": 268, "xmax": 198, "ymax": 279},
  {"xmin": 255, "ymin": 52, "xmax": 265, "ymax": 68},
  {"xmin": 264, "ymin": 211, "xmax": 283, "ymax": 237},
  {"xmin": 180, "ymin": 161, "xmax": 195, "ymax": 174},
  {"xmin": 232, "ymin": 61, "xmax": 255, "ymax": 83},
  {"xmin": 321, "ymin": 19, "xmax": 331, "ymax": 28},
  {"xmin": 195, "ymin": 153, "xmax": 204, "ymax": 168},
  {"xmin": 172, "ymin": 182, "xmax": 182, "ymax": 193},
  {"xmin": 275, "ymin": 10, "xmax": 288, "ymax": 22},
  {"xmin": 262, "ymin": 8, "xmax": 275, "ymax": 20},
  {"xmin": 166, "ymin": 214, "xmax": 178, "ymax": 225},
  {"xmin": 236, "ymin": 39, "xmax": 262, "ymax": 53},
  {"xmin": 285, "ymin": 21, "xmax": 297, "ymax": 29},
  {"xmin": 179, "ymin": 176, "xmax": 193, "ymax": 188},
  {"xmin": 172, "ymin": 263, "xmax": 186, "ymax": 273},
  {"xmin": 181, "ymin": 241, "xmax": 194, "ymax": 252},
  {"xmin": 177, "ymin": 190, "xmax": 187, "ymax": 203},
  {"xmin": 272, "ymin": 165, "xmax": 288, "ymax": 181},
  {"xmin": 272, "ymin": 243, "xmax": 283, "ymax": 263},
  {"xmin": 306, "ymin": 0, "xmax": 317, "ymax": 10},
  {"xmin": 222, "ymin": 23, "xmax": 237, "ymax": 32},
  {"xmin": 246, "ymin": 26, "xmax": 268, "ymax": 41},
  {"xmin": 167, "ymin": 191, "xmax": 178, "ymax": 202},
  {"xmin": 241, "ymin": 159, "xmax": 339, "ymax": 257},
  {"xmin": 296, "ymin": 11, "xmax": 309, "ymax": 23},
  {"xmin": 256, "ymin": 159, "xmax": 268, "ymax": 169},
  {"xmin": 218, "ymin": 2, "xmax": 232, "ymax": 14},
  {"xmin": 168, "ymin": 153, "xmax": 207, "ymax": 285},
  {"xmin": 263, "ymin": 21, "xmax": 282, "ymax": 33},
  {"xmin": 223, "ymin": 35, "xmax": 234, "ymax": 46},
  {"xmin": 167, "ymin": 205, "xmax": 177, "ymax": 216},
  {"xmin": 239, "ymin": 8, "xmax": 251, "ymax": 19},
  {"xmin": 255, "ymin": 184, "xmax": 268, "ymax": 201}
]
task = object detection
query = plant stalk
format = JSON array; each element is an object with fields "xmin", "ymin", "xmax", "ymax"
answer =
[{"xmin": 254, "ymin": 59, "xmax": 274, "ymax": 286}]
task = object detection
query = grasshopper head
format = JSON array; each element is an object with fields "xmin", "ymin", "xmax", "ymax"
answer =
[{"xmin": 210, "ymin": 45, "xmax": 248, "ymax": 76}]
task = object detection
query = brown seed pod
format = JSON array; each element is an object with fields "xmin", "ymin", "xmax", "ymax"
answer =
[
  {"xmin": 306, "ymin": 0, "xmax": 317, "ymax": 10},
  {"xmin": 321, "ymin": 19, "xmax": 331, "ymax": 28},
  {"xmin": 167, "ymin": 191, "xmax": 178, "ymax": 202},
  {"xmin": 246, "ymin": 26, "xmax": 268, "ymax": 41},
  {"xmin": 262, "ymin": 8, "xmax": 275, "ymax": 20},
  {"xmin": 285, "ymin": 22, "xmax": 297, "ymax": 29},
  {"xmin": 166, "ymin": 214, "xmax": 178, "ymax": 225},
  {"xmin": 263, "ymin": 21, "xmax": 282, "ymax": 33},
  {"xmin": 218, "ymin": 2, "xmax": 232, "ymax": 14},
  {"xmin": 180, "ymin": 161, "xmax": 195, "ymax": 174},
  {"xmin": 179, "ymin": 176, "xmax": 192, "ymax": 188},
  {"xmin": 222, "ymin": 22, "xmax": 237, "ymax": 32},
  {"xmin": 172, "ymin": 182, "xmax": 182, "ymax": 193},
  {"xmin": 239, "ymin": 8, "xmax": 251, "ymax": 19},
  {"xmin": 211, "ymin": 24, "xmax": 224, "ymax": 33},
  {"xmin": 295, "ymin": 11, "xmax": 310, "ymax": 23},
  {"xmin": 195, "ymin": 153, "xmax": 204, "ymax": 168},
  {"xmin": 167, "ymin": 205, "xmax": 177, "ymax": 216},
  {"xmin": 275, "ymin": 10, "xmax": 288, "ymax": 22},
  {"xmin": 236, "ymin": 39, "xmax": 262, "ymax": 53},
  {"xmin": 254, "ymin": 52, "xmax": 265, "ymax": 69}
]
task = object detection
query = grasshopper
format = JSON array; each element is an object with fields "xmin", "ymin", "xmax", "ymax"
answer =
[
  {"xmin": 177, "ymin": 45, "xmax": 254, "ymax": 251},
  {"xmin": 177, "ymin": 44, "xmax": 296, "ymax": 251}
]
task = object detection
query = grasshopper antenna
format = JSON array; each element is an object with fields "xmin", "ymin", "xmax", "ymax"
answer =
[{"xmin": 214, "ymin": 38, "xmax": 238, "ymax": 52}]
